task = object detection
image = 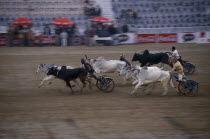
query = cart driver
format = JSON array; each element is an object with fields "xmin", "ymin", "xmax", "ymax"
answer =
[
  {"xmin": 169, "ymin": 56, "xmax": 185, "ymax": 81},
  {"xmin": 81, "ymin": 58, "xmax": 100, "ymax": 80}
]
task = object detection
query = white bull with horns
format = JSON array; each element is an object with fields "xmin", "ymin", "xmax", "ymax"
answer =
[
  {"xmin": 119, "ymin": 65, "xmax": 177, "ymax": 96},
  {"xmin": 84, "ymin": 55, "xmax": 127, "ymax": 73}
]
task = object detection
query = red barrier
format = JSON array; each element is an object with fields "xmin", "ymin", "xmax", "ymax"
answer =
[
  {"xmin": 0, "ymin": 36, "xmax": 7, "ymax": 46},
  {"xmin": 137, "ymin": 34, "xmax": 156, "ymax": 43},
  {"xmin": 34, "ymin": 36, "xmax": 56, "ymax": 44},
  {"xmin": 137, "ymin": 33, "xmax": 177, "ymax": 43},
  {"xmin": 13, "ymin": 36, "xmax": 19, "ymax": 46},
  {"xmin": 0, "ymin": 35, "xmax": 87, "ymax": 46},
  {"xmin": 158, "ymin": 33, "xmax": 177, "ymax": 43}
]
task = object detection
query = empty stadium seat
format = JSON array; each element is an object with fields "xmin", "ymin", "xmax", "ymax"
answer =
[
  {"xmin": 111, "ymin": 0, "xmax": 210, "ymax": 29},
  {"xmin": 0, "ymin": 0, "xmax": 210, "ymax": 30}
]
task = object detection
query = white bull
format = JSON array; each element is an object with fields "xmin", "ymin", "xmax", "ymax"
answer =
[
  {"xmin": 119, "ymin": 65, "xmax": 176, "ymax": 96},
  {"xmin": 87, "ymin": 56, "xmax": 126, "ymax": 73}
]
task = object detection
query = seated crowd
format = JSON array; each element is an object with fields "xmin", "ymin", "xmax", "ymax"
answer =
[{"xmin": 4, "ymin": 20, "xmax": 130, "ymax": 47}]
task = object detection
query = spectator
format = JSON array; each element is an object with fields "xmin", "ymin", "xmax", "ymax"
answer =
[
  {"xmin": 120, "ymin": 9, "xmax": 126, "ymax": 19},
  {"xmin": 43, "ymin": 25, "xmax": 51, "ymax": 35},
  {"xmin": 99, "ymin": 25, "xmax": 110, "ymax": 37},
  {"xmin": 14, "ymin": 26, "xmax": 20, "ymax": 36},
  {"xmin": 89, "ymin": 4, "xmax": 96, "ymax": 16},
  {"xmin": 83, "ymin": 3, "xmax": 90, "ymax": 16},
  {"xmin": 18, "ymin": 29, "xmax": 26, "ymax": 46},
  {"xmin": 22, "ymin": 25, "xmax": 31, "ymax": 46},
  {"xmin": 84, "ymin": 0, "xmax": 89, "ymax": 4},
  {"xmin": 121, "ymin": 22, "xmax": 129, "ymax": 33},
  {"xmin": 71, "ymin": 24, "xmax": 77, "ymax": 45},
  {"xmin": 94, "ymin": 5, "xmax": 101, "ymax": 16},
  {"xmin": 7, "ymin": 26, "xmax": 14, "ymax": 47},
  {"xmin": 38, "ymin": 32, "xmax": 43, "ymax": 47},
  {"xmin": 84, "ymin": 27, "xmax": 90, "ymax": 46},
  {"xmin": 55, "ymin": 27, "xmax": 61, "ymax": 46},
  {"xmin": 108, "ymin": 24, "xmax": 117, "ymax": 35},
  {"xmin": 132, "ymin": 9, "xmax": 138, "ymax": 19},
  {"xmin": 55, "ymin": 27, "xmax": 61, "ymax": 35},
  {"xmin": 86, "ymin": 25, "xmax": 96, "ymax": 46},
  {"xmin": 60, "ymin": 30, "xmax": 68, "ymax": 46},
  {"xmin": 83, "ymin": 3, "xmax": 101, "ymax": 17},
  {"xmin": 28, "ymin": 29, "xmax": 34, "ymax": 46},
  {"xmin": 66, "ymin": 27, "xmax": 73, "ymax": 46}
]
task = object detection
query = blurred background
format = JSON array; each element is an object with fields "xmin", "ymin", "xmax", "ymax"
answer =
[{"xmin": 0, "ymin": 0, "xmax": 210, "ymax": 47}]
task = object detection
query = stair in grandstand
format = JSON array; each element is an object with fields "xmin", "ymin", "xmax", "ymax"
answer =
[{"xmin": 95, "ymin": 0, "xmax": 115, "ymax": 21}]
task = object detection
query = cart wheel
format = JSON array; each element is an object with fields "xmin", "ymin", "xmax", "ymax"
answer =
[
  {"xmin": 177, "ymin": 82, "xmax": 187, "ymax": 96},
  {"xmin": 178, "ymin": 80, "xmax": 198, "ymax": 96},
  {"xmin": 185, "ymin": 80, "xmax": 198, "ymax": 96},
  {"xmin": 184, "ymin": 62, "xmax": 196, "ymax": 74},
  {"xmin": 183, "ymin": 64, "xmax": 190, "ymax": 74},
  {"xmin": 187, "ymin": 63, "xmax": 196, "ymax": 74},
  {"xmin": 96, "ymin": 78, "xmax": 115, "ymax": 93}
]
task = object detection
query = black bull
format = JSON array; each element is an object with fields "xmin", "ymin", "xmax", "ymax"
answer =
[
  {"xmin": 131, "ymin": 52, "xmax": 172, "ymax": 67},
  {"xmin": 47, "ymin": 66, "xmax": 89, "ymax": 93}
]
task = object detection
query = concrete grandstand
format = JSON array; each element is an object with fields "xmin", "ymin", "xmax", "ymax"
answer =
[{"xmin": 0, "ymin": 0, "xmax": 210, "ymax": 46}]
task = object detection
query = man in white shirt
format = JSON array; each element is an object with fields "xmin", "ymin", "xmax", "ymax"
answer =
[
  {"xmin": 172, "ymin": 46, "xmax": 180, "ymax": 59},
  {"xmin": 171, "ymin": 46, "xmax": 183, "ymax": 65},
  {"xmin": 60, "ymin": 30, "xmax": 68, "ymax": 46}
]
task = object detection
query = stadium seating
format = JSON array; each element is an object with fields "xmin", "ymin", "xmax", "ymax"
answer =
[
  {"xmin": 0, "ymin": 0, "xmax": 210, "ymax": 30},
  {"xmin": 111, "ymin": 0, "xmax": 210, "ymax": 28},
  {"xmin": 0, "ymin": 0, "xmax": 91, "ymax": 28}
]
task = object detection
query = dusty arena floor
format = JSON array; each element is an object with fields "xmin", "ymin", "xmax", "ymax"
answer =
[{"xmin": 0, "ymin": 43, "xmax": 210, "ymax": 139}]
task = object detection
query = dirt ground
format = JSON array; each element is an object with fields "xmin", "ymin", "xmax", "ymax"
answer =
[{"xmin": 0, "ymin": 43, "xmax": 210, "ymax": 139}]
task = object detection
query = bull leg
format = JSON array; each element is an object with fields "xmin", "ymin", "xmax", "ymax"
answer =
[
  {"xmin": 85, "ymin": 77, "xmax": 92, "ymax": 89},
  {"xmin": 170, "ymin": 78, "xmax": 179, "ymax": 93},
  {"xmin": 122, "ymin": 77, "xmax": 129, "ymax": 85},
  {"xmin": 79, "ymin": 75, "xmax": 87, "ymax": 92},
  {"xmin": 145, "ymin": 83, "xmax": 155, "ymax": 95},
  {"xmin": 130, "ymin": 81, "xmax": 143, "ymax": 94},
  {"xmin": 123, "ymin": 73, "xmax": 132, "ymax": 85},
  {"xmin": 131, "ymin": 80, "xmax": 157, "ymax": 95},
  {"xmin": 162, "ymin": 74, "xmax": 179, "ymax": 96},
  {"xmin": 161, "ymin": 81, "xmax": 168, "ymax": 96},
  {"xmin": 73, "ymin": 79, "xmax": 79, "ymax": 85},
  {"xmin": 160, "ymin": 75, "xmax": 171, "ymax": 96},
  {"xmin": 66, "ymin": 81, "xmax": 74, "ymax": 94},
  {"xmin": 132, "ymin": 79, "xmax": 139, "ymax": 85},
  {"xmin": 39, "ymin": 75, "xmax": 55, "ymax": 88}
]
